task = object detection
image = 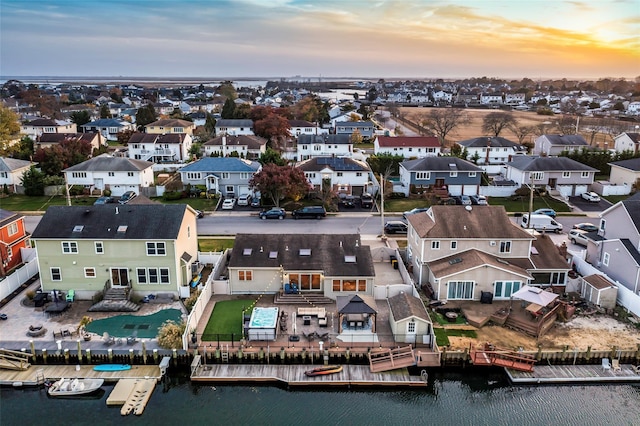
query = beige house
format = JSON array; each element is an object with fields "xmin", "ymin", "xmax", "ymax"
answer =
[
  {"xmin": 145, "ymin": 119, "xmax": 195, "ymax": 135},
  {"xmin": 21, "ymin": 118, "xmax": 76, "ymax": 139},
  {"xmin": 608, "ymin": 158, "xmax": 640, "ymax": 189},
  {"xmin": 31, "ymin": 204, "xmax": 199, "ymax": 300}
]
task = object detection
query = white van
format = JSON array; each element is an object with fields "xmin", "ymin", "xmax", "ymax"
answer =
[{"xmin": 521, "ymin": 214, "xmax": 563, "ymax": 233}]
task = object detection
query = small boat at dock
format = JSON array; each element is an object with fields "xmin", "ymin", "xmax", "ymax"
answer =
[
  {"xmin": 47, "ymin": 378, "xmax": 104, "ymax": 397},
  {"xmin": 304, "ymin": 365, "xmax": 343, "ymax": 377},
  {"xmin": 93, "ymin": 364, "xmax": 131, "ymax": 372}
]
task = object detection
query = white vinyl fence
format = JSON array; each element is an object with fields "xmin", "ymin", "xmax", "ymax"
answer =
[
  {"xmin": 0, "ymin": 251, "xmax": 39, "ymax": 301},
  {"xmin": 616, "ymin": 285, "xmax": 640, "ymax": 317}
]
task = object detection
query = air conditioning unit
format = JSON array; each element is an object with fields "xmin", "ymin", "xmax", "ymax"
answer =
[
  {"xmin": 191, "ymin": 261, "xmax": 201, "ymax": 274},
  {"xmin": 489, "ymin": 241, "xmax": 497, "ymax": 246}
]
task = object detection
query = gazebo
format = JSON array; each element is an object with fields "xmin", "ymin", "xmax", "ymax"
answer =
[{"xmin": 336, "ymin": 294, "xmax": 377, "ymax": 333}]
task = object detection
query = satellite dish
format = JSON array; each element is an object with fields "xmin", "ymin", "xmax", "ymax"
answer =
[{"xmin": 465, "ymin": 205, "xmax": 472, "ymax": 211}]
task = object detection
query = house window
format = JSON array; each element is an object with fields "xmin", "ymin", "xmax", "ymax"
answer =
[
  {"xmin": 95, "ymin": 241, "xmax": 104, "ymax": 254},
  {"xmin": 451, "ymin": 241, "xmax": 457, "ymax": 250},
  {"xmin": 358, "ymin": 280, "xmax": 366, "ymax": 292},
  {"xmin": 108, "ymin": 172, "xmax": 115, "ymax": 177},
  {"xmin": 148, "ymin": 268, "xmax": 158, "ymax": 283},
  {"xmin": 581, "ymin": 172, "xmax": 590, "ymax": 178},
  {"xmin": 137, "ymin": 268, "xmax": 147, "ymax": 284},
  {"xmin": 0, "ymin": 172, "xmax": 6, "ymax": 178},
  {"xmin": 356, "ymin": 172, "xmax": 362, "ymax": 177},
  {"xmin": 450, "ymin": 171, "xmax": 458, "ymax": 177},
  {"xmin": 51, "ymin": 267, "xmax": 62, "ymax": 281},
  {"xmin": 469, "ymin": 172, "xmax": 476, "ymax": 177},
  {"xmin": 337, "ymin": 172, "xmax": 343, "ymax": 177},
  {"xmin": 416, "ymin": 172, "xmax": 430, "ymax": 180},
  {"xmin": 562, "ymin": 171, "xmax": 571, "ymax": 178},
  {"xmin": 61, "ymin": 241, "xmax": 78, "ymax": 254},
  {"xmin": 127, "ymin": 172, "xmax": 134, "ymax": 177},
  {"xmin": 305, "ymin": 172, "xmax": 316, "ymax": 179},
  {"xmin": 186, "ymin": 172, "xmax": 201, "ymax": 180},
  {"xmin": 71, "ymin": 172, "xmax": 87, "ymax": 178},
  {"xmin": 187, "ymin": 226, "xmax": 191, "ymax": 238},
  {"xmin": 432, "ymin": 241, "xmax": 440, "ymax": 250},
  {"xmin": 238, "ymin": 270, "xmax": 253, "ymax": 281},
  {"xmin": 499, "ymin": 241, "xmax": 512, "ymax": 253},
  {"xmin": 447, "ymin": 281, "xmax": 474, "ymax": 299},
  {"xmin": 407, "ymin": 321, "xmax": 416, "ymax": 334},
  {"xmin": 314, "ymin": 145, "xmax": 322, "ymax": 151},
  {"xmin": 240, "ymin": 173, "xmax": 250, "ymax": 179},
  {"xmin": 159, "ymin": 268, "xmax": 170, "ymax": 284},
  {"xmin": 146, "ymin": 242, "xmax": 166, "ymax": 256},
  {"xmin": 599, "ymin": 219, "xmax": 606, "ymax": 233},
  {"xmin": 173, "ymin": 127, "xmax": 183, "ymax": 133},
  {"xmin": 7, "ymin": 222, "xmax": 18, "ymax": 236},
  {"xmin": 84, "ymin": 268, "xmax": 96, "ymax": 278},
  {"xmin": 221, "ymin": 173, "xmax": 230, "ymax": 179},
  {"xmin": 333, "ymin": 279, "xmax": 341, "ymax": 291},
  {"xmin": 530, "ymin": 172, "xmax": 544, "ymax": 181},
  {"xmin": 494, "ymin": 281, "xmax": 521, "ymax": 298},
  {"xmin": 289, "ymin": 273, "xmax": 321, "ymax": 290},
  {"xmin": 342, "ymin": 279, "xmax": 356, "ymax": 291},
  {"xmin": 603, "ymin": 252, "xmax": 610, "ymax": 267}
]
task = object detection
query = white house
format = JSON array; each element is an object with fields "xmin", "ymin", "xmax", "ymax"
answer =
[
  {"xmin": 203, "ymin": 135, "xmax": 267, "ymax": 160},
  {"xmin": 21, "ymin": 118, "xmax": 76, "ymax": 139},
  {"xmin": 296, "ymin": 134, "xmax": 353, "ymax": 161},
  {"xmin": 215, "ymin": 119, "xmax": 255, "ymax": 136},
  {"xmin": 0, "ymin": 157, "xmax": 34, "ymax": 193},
  {"xmin": 288, "ymin": 120, "xmax": 328, "ymax": 137},
  {"xmin": 608, "ymin": 158, "xmax": 640, "ymax": 189},
  {"xmin": 297, "ymin": 156, "xmax": 372, "ymax": 196},
  {"xmin": 533, "ymin": 134, "xmax": 588, "ymax": 156},
  {"xmin": 374, "ymin": 136, "xmax": 441, "ymax": 158},
  {"xmin": 80, "ymin": 118, "xmax": 135, "ymax": 141},
  {"xmin": 128, "ymin": 133, "xmax": 193, "ymax": 163},
  {"xmin": 456, "ymin": 136, "xmax": 527, "ymax": 174},
  {"xmin": 480, "ymin": 93, "xmax": 503, "ymax": 105},
  {"xmin": 613, "ymin": 132, "xmax": 639, "ymax": 154}
]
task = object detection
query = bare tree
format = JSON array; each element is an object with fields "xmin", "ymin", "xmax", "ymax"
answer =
[
  {"xmin": 508, "ymin": 124, "xmax": 534, "ymax": 144},
  {"xmin": 555, "ymin": 116, "xmax": 577, "ymax": 135},
  {"xmin": 419, "ymin": 108, "xmax": 469, "ymax": 146},
  {"xmin": 482, "ymin": 111, "xmax": 517, "ymax": 137}
]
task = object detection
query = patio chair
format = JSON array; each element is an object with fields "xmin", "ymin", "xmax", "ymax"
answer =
[
  {"xmin": 103, "ymin": 332, "xmax": 115, "ymax": 346},
  {"xmin": 612, "ymin": 359, "xmax": 621, "ymax": 372},
  {"xmin": 126, "ymin": 331, "xmax": 137, "ymax": 345},
  {"xmin": 65, "ymin": 289, "xmax": 75, "ymax": 302},
  {"xmin": 632, "ymin": 365, "xmax": 640, "ymax": 375},
  {"xmin": 601, "ymin": 357, "xmax": 611, "ymax": 372}
]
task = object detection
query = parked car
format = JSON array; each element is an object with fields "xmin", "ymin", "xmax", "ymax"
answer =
[
  {"xmin": 292, "ymin": 205, "xmax": 326, "ymax": 219},
  {"xmin": 259, "ymin": 207, "xmax": 286, "ymax": 220},
  {"xmin": 568, "ymin": 229, "xmax": 591, "ymax": 247},
  {"xmin": 384, "ymin": 221, "xmax": 408, "ymax": 234},
  {"xmin": 521, "ymin": 213, "xmax": 563, "ymax": 233},
  {"xmin": 118, "ymin": 191, "xmax": 137, "ymax": 204},
  {"xmin": 341, "ymin": 195, "xmax": 356, "ymax": 208},
  {"xmin": 237, "ymin": 194, "xmax": 252, "ymax": 206},
  {"xmin": 533, "ymin": 208, "xmax": 556, "ymax": 218},
  {"xmin": 403, "ymin": 207, "xmax": 429, "ymax": 219},
  {"xmin": 470, "ymin": 195, "xmax": 488, "ymax": 205},
  {"xmin": 93, "ymin": 196, "xmax": 114, "ymax": 205},
  {"xmin": 221, "ymin": 198, "xmax": 236, "ymax": 210},
  {"xmin": 250, "ymin": 197, "xmax": 261, "ymax": 208},
  {"xmin": 573, "ymin": 222, "xmax": 598, "ymax": 232},
  {"xmin": 459, "ymin": 195, "xmax": 472, "ymax": 206},
  {"xmin": 581, "ymin": 191, "xmax": 601, "ymax": 202},
  {"xmin": 360, "ymin": 193, "xmax": 374, "ymax": 208}
]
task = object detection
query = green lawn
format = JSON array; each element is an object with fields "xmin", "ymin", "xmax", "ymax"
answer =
[
  {"xmin": 384, "ymin": 198, "xmax": 431, "ymax": 212},
  {"xmin": 0, "ymin": 195, "xmax": 79, "ymax": 211},
  {"xmin": 198, "ymin": 238, "xmax": 235, "ymax": 252},
  {"xmin": 431, "ymin": 311, "xmax": 467, "ymax": 326},
  {"xmin": 433, "ymin": 327, "xmax": 478, "ymax": 347},
  {"xmin": 155, "ymin": 196, "xmax": 219, "ymax": 212},
  {"xmin": 488, "ymin": 196, "xmax": 571, "ymax": 213},
  {"xmin": 202, "ymin": 299, "xmax": 255, "ymax": 341}
]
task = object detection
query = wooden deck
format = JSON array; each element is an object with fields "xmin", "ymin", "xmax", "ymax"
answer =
[
  {"xmin": 470, "ymin": 345, "xmax": 536, "ymax": 372},
  {"xmin": 191, "ymin": 364, "xmax": 426, "ymax": 387},
  {"xmin": 0, "ymin": 364, "xmax": 162, "ymax": 386},
  {"xmin": 369, "ymin": 345, "xmax": 416, "ymax": 373},
  {"xmin": 506, "ymin": 364, "xmax": 640, "ymax": 384}
]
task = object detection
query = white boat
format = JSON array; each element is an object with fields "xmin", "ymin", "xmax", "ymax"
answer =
[{"xmin": 47, "ymin": 377, "xmax": 104, "ymax": 397}]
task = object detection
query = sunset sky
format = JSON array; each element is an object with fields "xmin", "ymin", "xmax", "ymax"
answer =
[{"xmin": 1, "ymin": 0, "xmax": 638, "ymax": 80}]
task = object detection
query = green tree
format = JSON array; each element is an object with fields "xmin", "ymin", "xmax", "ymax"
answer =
[
  {"xmin": 100, "ymin": 104, "xmax": 111, "ymax": 119},
  {"xmin": 249, "ymin": 163, "xmax": 311, "ymax": 207},
  {"xmin": 204, "ymin": 113, "xmax": 216, "ymax": 136},
  {"xmin": 20, "ymin": 166, "xmax": 46, "ymax": 196},
  {"xmin": 0, "ymin": 105, "xmax": 21, "ymax": 150},
  {"xmin": 70, "ymin": 110, "xmax": 91, "ymax": 126},
  {"xmin": 135, "ymin": 104, "xmax": 157, "ymax": 129},
  {"xmin": 221, "ymin": 98, "xmax": 236, "ymax": 119},
  {"xmin": 1, "ymin": 136, "xmax": 34, "ymax": 160},
  {"xmin": 258, "ymin": 148, "xmax": 286, "ymax": 166},
  {"xmin": 216, "ymin": 81, "xmax": 237, "ymax": 100},
  {"xmin": 366, "ymin": 153, "xmax": 404, "ymax": 176}
]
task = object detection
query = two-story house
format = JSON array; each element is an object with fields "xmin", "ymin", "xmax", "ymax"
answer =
[
  {"xmin": 36, "ymin": 132, "xmax": 104, "ymax": 152},
  {"xmin": 374, "ymin": 136, "xmax": 441, "ymax": 158},
  {"xmin": 203, "ymin": 135, "xmax": 267, "ymax": 160},
  {"xmin": 456, "ymin": 136, "xmax": 527, "ymax": 173},
  {"xmin": 80, "ymin": 118, "xmax": 135, "ymax": 141},
  {"xmin": 613, "ymin": 132, "xmax": 639, "ymax": 154},
  {"xmin": 215, "ymin": 119, "xmax": 255, "ymax": 136},
  {"xmin": 297, "ymin": 156, "xmax": 371, "ymax": 196},
  {"xmin": 0, "ymin": 157, "xmax": 34, "ymax": 193},
  {"xmin": 504, "ymin": 156, "xmax": 597, "ymax": 197},
  {"xmin": 608, "ymin": 158, "xmax": 640, "ymax": 189},
  {"xmin": 398, "ymin": 157, "xmax": 483, "ymax": 197},
  {"xmin": 127, "ymin": 133, "xmax": 193, "ymax": 163},
  {"xmin": 335, "ymin": 121, "xmax": 375, "ymax": 139},
  {"xmin": 288, "ymin": 120, "xmax": 328, "ymax": 137},
  {"xmin": 63, "ymin": 154, "xmax": 154, "ymax": 197},
  {"xmin": 0, "ymin": 209, "xmax": 30, "ymax": 277},
  {"xmin": 533, "ymin": 134, "xmax": 588, "ymax": 156},
  {"xmin": 227, "ymin": 233, "xmax": 375, "ymax": 299},
  {"xmin": 480, "ymin": 93, "xmax": 503, "ymax": 105},
  {"xmin": 30, "ymin": 204, "xmax": 199, "ymax": 300},
  {"xmin": 179, "ymin": 157, "xmax": 261, "ymax": 197},
  {"xmin": 504, "ymin": 93, "xmax": 526, "ymax": 105},
  {"xmin": 295, "ymin": 134, "xmax": 353, "ymax": 161},
  {"xmin": 21, "ymin": 118, "xmax": 76, "ymax": 139},
  {"xmin": 145, "ymin": 118, "xmax": 195, "ymax": 136}
]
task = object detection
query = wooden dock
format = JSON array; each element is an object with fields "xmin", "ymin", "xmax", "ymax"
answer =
[
  {"xmin": 0, "ymin": 364, "xmax": 162, "ymax": 386},
  {"xmin": 369, "ymin": 346, "xmax": 416, "ymax": 373},
  {"xmin": 191, "ymin": 364, "xmax": 426, "ymax": 387},
  {"xmin": 506, "ymin": 364, "xmax": 640, "ymax": 384}
]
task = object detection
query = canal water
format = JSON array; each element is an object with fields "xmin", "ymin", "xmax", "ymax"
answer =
[{"xmin": 1, "ymin": 369, "xmax": 638, "ymax": 425}]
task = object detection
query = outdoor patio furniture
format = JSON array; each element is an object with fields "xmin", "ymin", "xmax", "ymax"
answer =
[
  {"xmin": 612, "ymin": 359, "xmax": 621, "ymax": 372},
  {"xmin": 65, "ymin": 289, "xmax": 75, "ymax": 302},
  {"xmin": 126, "ymin": 332, "xmax": 137, "ymax": 345},
  {"xmin": 303, "ymin": 316, "xmax": 311, "ymax": 326},
  {"xmin": 103, "ymin": 332, "xmax": 115, "ymax": 346},
  {"xmin": 632, "ymin": 365, "xmax": 640, "ymax": 374},
  {"xmin": 602, "ymin": 358, "xmax": 611, "ymax": 372},
  {"xmin": 318, "ymin": 317, "xmax": 327, "ymax": 327}
]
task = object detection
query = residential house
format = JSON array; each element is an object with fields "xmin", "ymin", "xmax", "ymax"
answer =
[
  {"xmin": 432, "ymin": 90, "xmax": 453, "ymax": 103},
  {"xmin": 591, "ymin": 193, "xmax": 640, "ymax": 296},
  {"xmin": 145, "ymin": 118, "xmax": 195, "ymax": 135},
  {"xmin": 128, "ymin": 133, "xmax": 193, "ymax": 163},
  {"xmin": 398, "ymin": 157, "xmax": 483, "ymax": 197},
  {"xmin": 0, "ymin": 209, "xmax": 30, "ymax": 277},
  {"xmin": 289, "ymin": 120, "xmax": 328, "ymax": 137},
  {"xmin": 480, "ymin": 93, "xmax": 503, "ymax": 105},
  {"xmin": 613, "ymin": 132, "xmax": 639, "ymax": 154},
  {"xmin": 455, "ymin": 93, "xmax": 480, "ymax": 105},
  {"xmin": 227, "ymin": 234, "xmax": 375, "ymax": 299},
  {"xmin": 203, "ymin": 135, "xmax": 267, "ymax": 160},
  {"xmin": 178, "ymin": 157, "xmax": 261, "ymax": 197},
  {"xmin": 295, "ymin": 134, "xmax": 353, "ymax": 161},
  {"xmin": 36, "ymin": 132, "xmax": 104, "ymax": 152},
  {"xmin": 63, "ymin": 154, "xmax": 154, "ymax": 197},
  {"xmin": 608, "ymin": 158, "xmax": 640, "ymax": 189},
  {"xmin": 374, "ymin": 136, "xmax": 441, "ymax": 158},
  {"xmin": 30, "ymin": 204, "xmax": 199, "ymax": 300},
  {"xmin": 504, "ymin": 156, "xmax": 597, "ymax": 197},
  {"xmin": 504, "ymin": 93, "xmax": 526, "ymax": 105},
  {"xmin": 215, "ymin": 119, "xmax": 255, "ymax": 136},
  {"xmin": 387, "ymin": 291, "xmax": 433, "ymax": 344},
  {"xmin": 335, "ymin": 121, "xmax": 375, "ymax": 139},
  {"xmin": 533, "ymin": 134, "xmax": 588, "ymax": 156},
  {"xmin": 456, "ymin": 136, "xmax": 527, "ymax": 174},
  {"xmin": 0, "ymin": 157, "xmax": 34, "ymax": 193},
  {"xmin": 21, "ymin": 118, "xmax": 76, "ymax": 139},
  {"xmin": 297, "ymin": 156, "xmax": 371, "ymax": 196},
  {"xmin": 80, "ymin": 118, "xmax": 135, "ymax": 141}
]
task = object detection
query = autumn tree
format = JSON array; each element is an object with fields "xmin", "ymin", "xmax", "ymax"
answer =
[
  {"xmin": 0, "ymin": 105, "xmax": 21, "ymax": 150},
  {"xmin": 419, "ymin": 108, "xmax": 469, "ymax": 146},
  {"xmin": 249, "ymin": 163, "xmax": 311, "ymax": 207},
  {"xmin": 289, "ymin": 95, "xmax": 327, "ymax": 123},
  {"xmin": 18, "ymin": 86, "xmax": 61, "ymax": 118},
  {"xmin": 135, "ymin": 104, "xmax": 157, "ymax": 129},
  {"xmin": 70, "ymin": 110, "xmax": 91, "ymax": 126},
  {"xmin": 350, "ymin": 129, "xmax": 363, "ymax": 145},
  {"xmin": 482, "ymin": 112, "xmax": 516, "ymax": 137},
  {"xmin": 1, "ymin": 136, "xmax": 33, "ymax": 160},
  {"xmin": 117, "ymin": 129, "xmax": 137, "ymax": 146},
  {"xmin": 252, "ymin": 107, "xmax": 291, "ymax": 143},
  {"xmin": 33, "ymin": 138, "xmax": 93, "ymax": 176}
]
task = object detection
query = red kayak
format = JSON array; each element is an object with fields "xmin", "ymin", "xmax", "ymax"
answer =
[{"xmin": 304, "ymin": 365, "xmax": 343, "ymax": 377}]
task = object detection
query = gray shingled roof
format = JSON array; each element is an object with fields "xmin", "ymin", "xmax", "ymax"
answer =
[
  {"xmin": 388, "ymin": 292, "xmax": 430, "ymax": 322},
  {"xmin": 31, "ymin": 205, "xmax": 187, "ymax": 240},
  {"xmin": 507, "ymin": 156, "xmax": 597, "ymax": 172},
  {"xmin": 229, "ymin": 234, "xmax": 375, "ymax": 277},
  {"xmin": 180, "ymin": 157, "xmax": 260, "ymax": 173},
  {"xmin": 621, "ymin": 196, "xmax": 640, "ymax": 231},
  {"xmin": 401, "ymin": 156, "xmax": 484, "ymax": 172},
  {"xmin": 147, "ymin": 119, "xmax": 194, "ymax": 128},
  {"xmin": 0, "ymin": 209, "xmax": 20, "ymax": 228},
  {"xmin": 610, "ymin": 157, "xmax": 640, "ymax": 172},
  {"xmin": 620, "ymin": 239, "xmax": 640, "ymax": 266},
  {"xmin": 457, "ymin": 136, "xmax": 525, "ymax": 151},
  {"xmin": 215, "ymin": 119, "xmax": 254, "ymax": 128},
  {"xmin": 297, "ymin": 157, "xmax": 369, "ymax": 172},
  {"xmin": 336, "ymin": 294, "xmax": 377, "ymax": 314},
  {"xmin": 542, "ymin": 134, "xmax": 588, "ymax": 146},
  {"xmin": 0, "ymin": 157, "xmax": 33, "ymax": 172},
  {"xmin": 81, "ymin": 119, "xmax": 128, "ymax": 128},
  {"xmin": 297, "ymin": 134, "xmax": 352, "ymax": 145},
  {"xmin": 63, "ymin": 154, "xmax": 153, "ymax": 172},
  {"xmin": 203, "ymin": 135, "xmax": 267, "ymax": 149}
]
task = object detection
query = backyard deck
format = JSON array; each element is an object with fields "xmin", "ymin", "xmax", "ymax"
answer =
[{"xmin": 506, "ymin": 364, "xmax": 640, "ymax": 384}]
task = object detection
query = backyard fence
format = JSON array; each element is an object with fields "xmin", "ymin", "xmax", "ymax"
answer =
[{"xmin": 0, "ymin": 250, "xmax": 39, "ymax": 301}]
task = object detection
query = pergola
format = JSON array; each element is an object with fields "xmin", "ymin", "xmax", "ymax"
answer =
[{"xmin": 336, "ymin": 294, "xmax": 377, "ymax": 333}]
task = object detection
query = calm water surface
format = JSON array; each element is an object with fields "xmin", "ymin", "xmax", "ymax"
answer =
[{"xmin": 1, "ymin": 370, "xmax": 638, "ymax": 426}]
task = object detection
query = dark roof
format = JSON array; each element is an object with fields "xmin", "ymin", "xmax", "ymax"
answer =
[
  {"xmin": 401, "ymin": 156, "xmax": 483, "ymax": 172},
  {"xmin": 427, "ymin": 249, "xmax": 532, "ymax": 279},
  {"xmin": 215, "ymin": 119, "xmax": 254, "ymax": 128},
  {"xmin": 0, "ymin": 209, "xmax": 20, "ymax": 228},
  {"xmin": 31, "ymin": 205, "xmax": 188, "ymax": 240},
  {"xmin": 609, "ymin": 157, "xmax": 640, "ymax": 172},
  {"xmin": 335, "ymin": 121, "xmax": 374, "ymax": 129},
  {"xmin": 229, "ymin": 234, "xmax": 375, "ymax": 277},
  {"xmin": 336, "ymin": 294, "xmax": 377, "ymax": 314},
  {"xmin": 528, "ymin": 234, "xmax": 571, "ymax": 270},
  {"xmin": 507, "ymin": 156, "xmax": 597, "ymax": 172},
  {"xmin": 621, "ymin": 196, "xmax": 640, "ymax": 229},
  {"xmin": 24, "ymin": 118, "xmax": 57, "ymax": 126},
  {"xmin": 620, "ymin": 239, "xmax": 640, "ymax": 266},
  {"xmin": 542, "ymin": 134, "xmax": 588, "ymax": 146},
  {"xmin": 408, "ymin": 205, "xmax": 534, "ymax": 240},
  {"xmin": 457, "ymin": 136, "xmax": 525, "ymax": 150},
  {"xmin": 37, "ymin": 133, "xmax": 99, "ymax": 144},
  {"xmin": 203, "ymin": 135, "xmax": 266, "ymax": 149},
  {"xmin": 297, "ymin": 134, "xmax": 352, "ymax": 145},
  {"xmin": 147, "ymin": 119, "xmax": 194, "ymax": 128},
  {"xmin": 620, "ymin": 132, "xmax": 639, "ymax": 143},
  {"xmin": 63, "ymin": 154, "xmax": 153, "ymax": 172},
  {"xmin": 81, "ymin": 119, "xmax": 128, "ymax": 128},
  {"xmin": 388, "ymin": 292, "xmax": 430, "ymax": 322},
  {"xmin": 583, "ymin": 274, "xmax": 616, "ymax": 290},
  {"xmin": 289, "ymin": 120, "xmax": 315, "ymax": 127},
  {"xmin": 297, "ymin": 156, "xmax": 369, "ymax": 172},
  {"xmin": 376, "ymin": 136, "xmax": 440, "ymax": 148}
]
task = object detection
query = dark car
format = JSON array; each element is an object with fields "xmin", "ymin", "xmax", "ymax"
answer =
[
  {"xmin": 342, "ymin": 195, "xmax": 356, "ymax": 208},
  {"xmin": 250, "ymin": 197, "xmax": 261, "ymax": 208},
  {"xmin": 93, "ymin": 196, "xmax": 114, "ymax": 205},
  {"xmin": 259, "ymin": 207, "xmax": 286, "ymax": 220},
  {"xmin": 360, "ymin": 193, "xmax": 374, "ymax": 208},
  {"xmin": 573, "ymin": 222, "xmax": 598, "ymax": 232},
  {"xmin": 533, "ymin": 208, "xmax": 556, "ymax": 218},
  {"xmin": 384, "ymin": 221, "xmax": 408, "ymax": 234},
  {"xmin": 118, "ymin": 191, "xmax": 137, "ymax": 204},
  {"xmin": 292, "ymin": 205, "xmax": 326, "ymax": 219}
]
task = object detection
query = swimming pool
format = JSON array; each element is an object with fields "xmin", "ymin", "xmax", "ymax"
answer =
[{"xmin": 247, "ymin": 307, "xmax": 279, "ymax": 341}]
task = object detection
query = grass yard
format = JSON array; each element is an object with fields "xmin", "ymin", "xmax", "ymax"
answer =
[
  {"xmin": 198, "ymin": 238, "xmax": 235, "ymax": 252},
  {"xmin": 488, "ymin": 196, "xmax": 571, "ymax": 213},
  {"xmin": 202, "ymin": 299, "xmax": 255, "ymax": 341},
  {"xmin": 154, "ymin": 196, "xmax": 219, "ymax": 212},
  {"xmin": 431, "ymin": 311, "xmax": 468, "ymax": 326},
  {"xmin": 0, "ymin": 195, "xmax": 74, "ymax": 211},
  {"xmin": 434, "ymin": 327, "xmax": 478, "ymax": 347},
  {"xmin": 384, "ymin": 198, "xmax": 432, "ymax": 212}
]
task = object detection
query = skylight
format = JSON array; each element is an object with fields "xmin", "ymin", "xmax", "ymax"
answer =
[
  {"xmin": 243, "ymin": 248, "xmax": 252, "ymax": 256},
  {"xmin": 117, "ymin": 225, "xmax": 128, "ymax": 233},
  {"xmin": 72, "ymin": 225, "xmax": 84, "ymax": 233},
  {"xmin": 299, "ymin": 249, "xmax": 311, "ymax": 256},
  {"xmin": 269, "ymin": 251, "xmax": 278, "ymax": 259},
  {"xmin": 344, "ymin": 255, "xmax": 356, "ymax": 263}
]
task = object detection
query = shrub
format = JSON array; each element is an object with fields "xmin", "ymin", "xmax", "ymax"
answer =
[
  {"xmin": 26, "ymin": 290, "xmax": 36, "ymax": 300},
  {"xmin": 157, "ymin": 320, "xmax": 186, "ymax": 349},
  {"xmin": 163, "ymin": 191, "xmax": 185, "ymax": 201},
  {"xmin": 184, "ymin": 290, "xmax": 201, "ymax": 313}
]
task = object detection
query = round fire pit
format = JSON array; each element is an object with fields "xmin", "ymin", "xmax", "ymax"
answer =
[{"xmin": 445, "ymin": 312, "xmax": 458, "ymax": 322}]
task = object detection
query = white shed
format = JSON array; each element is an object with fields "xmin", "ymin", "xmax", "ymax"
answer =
[{"xmin": 581, "ymin": 274, "xmax": 617, "ymax": 310}]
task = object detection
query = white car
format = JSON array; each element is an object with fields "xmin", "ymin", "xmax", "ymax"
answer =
[
  {"xmin": 581, "ymin": 192, "xmax": 601, "ymax": 202},
  {"xmin": 221, "ymin": 198, "xmax": 236, "ymax": 210}
]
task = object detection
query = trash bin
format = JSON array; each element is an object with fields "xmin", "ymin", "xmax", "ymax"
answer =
[{"xmin": 392, "ymin": 259, "xmax": 399, "ymax": 269}]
